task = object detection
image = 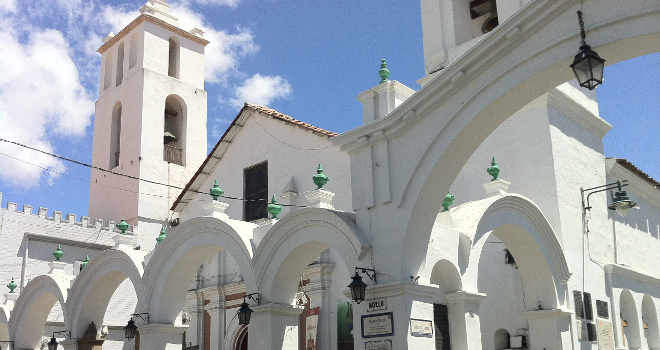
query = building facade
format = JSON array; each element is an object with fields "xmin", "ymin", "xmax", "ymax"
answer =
[{"xmin": 1, "ymin": 0, "xmax": 660, "ymax": 350}]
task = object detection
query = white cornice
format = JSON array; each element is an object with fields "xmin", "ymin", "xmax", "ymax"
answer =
[
  {"xmin": 546, "ymin": 85, "xmax": 611, "ymax": 138},
  {"xmin": 605, "ymin": 264, "xmax": 660, "ymax": 287}
]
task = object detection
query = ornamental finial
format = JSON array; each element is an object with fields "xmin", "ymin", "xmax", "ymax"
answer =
[
  {"xmin": 312, "ymin": 164, "xmax": 329, "ymax": 190},
  {"xmin": 117, "ymin": 219, "xmax": 129, "ymax": 234},
  {"xmin": 487, "ymin": 157, "xmax": 500, "ymax": 181},
  {"xmin": 53, "ymin": 244, "xmax": 64, "ymax": 261},
  {"xmin": 442, "ymin": 191, "xmax": 455, "ymax": 212},
  {"xmin": 210, "ymin": 180, "xmax": 224, "ymax": 201},
  {"xmin": 156, "ymin": 226, "xmax": 167, "ymax": 243},
  {"xmin": 267, "ymin": 195, "xmax": 283, "ymax": 220},
  {"xmin": 7, "ymin": 277, "xmax": 17, "ymax": 293},
  {"xmin": 80, "ymin": 255, "xmax": 90, "ymax": 271},
  {"xmin": 379, "ymin": 59, "xmax": 390, "ymax": 83}
]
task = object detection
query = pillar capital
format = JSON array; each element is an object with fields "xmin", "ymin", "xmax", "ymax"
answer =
[{"xmin": 137, "ymin": 323, "xmax": 188, "ymax": 350}]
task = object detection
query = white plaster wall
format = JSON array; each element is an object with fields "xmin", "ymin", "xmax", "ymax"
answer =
[{"xmin": 178, "ymin": 112, "xmax": 352, "ymax": 223}]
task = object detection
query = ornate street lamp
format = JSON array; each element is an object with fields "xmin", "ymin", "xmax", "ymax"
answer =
[
  {"xmin": 124, "ymin": 313, "xmax": 149, "ymax": 340},
  {"xmin": 581, "ymin": 180, "xmax": 636, "ymax": 217},
  {"xmin": 570, "ymin": 11, "xmax": 605, "ymax": 90},
  {"xmin": 347, "ymin": 267, "xmax": 377, "ymax": 304},
  {"xmin": 46, "ymin": 331, "xmax": 70, "ymax": 350},
  {"xmin": 237, "ymin": 293, "xmax": 260, "ymax": 325}
]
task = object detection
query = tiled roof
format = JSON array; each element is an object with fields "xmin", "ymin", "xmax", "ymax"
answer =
[
  {"xmin": 170, "ymin": 103, "xmax": 337, "ymax": 212},
  {"xmin": 613, "ymin": 158, "xmax": 660, "ymax": 187},
  {"xmin": 244, "ymin": 103, "xmax": 338, "ymax": 137}
]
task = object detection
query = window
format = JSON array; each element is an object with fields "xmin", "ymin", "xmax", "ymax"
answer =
[
  {"xmin": 573, "ymin": 290, "xmax": 584, "ymax": 318},
  {"xmin": 163, "ymin": 95, "xmax": 185, "ymax": 165},
  {"xmin": 583, "ymin": 292, "xmax": 593, "ymax": 320},
  {"xmin": 110, "ymin": 102, "xmax": 122, "ymax": 168},
  {"xmin": 434, "ymin": 304, "xmax": 451, "ymax": 350},
  {"xmin": 596, "ymin": 300, "xmax": 609, "ymax": 319},
  {"xmin": 116, "ymin": 42, "xmax": 124, "ymax": 86},
  {"xmin": 244, "ymin": 162, "xmax": 268, "ymax": 221},
  {"xmin": 168, "ymin": 37, "xmax": 180, "ymax": 78}
]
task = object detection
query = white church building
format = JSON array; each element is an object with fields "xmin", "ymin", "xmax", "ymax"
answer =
[{"xmin": 1, "ymin": 0, "xmax": 660, "ymax": 350}]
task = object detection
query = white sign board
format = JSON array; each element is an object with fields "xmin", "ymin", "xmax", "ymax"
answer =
[
  {"xmin": 597, "ymin": 319, "xmax": 615, "ymax": 350},
  {"xmin": 410, "ymin": 319, "xmax": 433, "ymax": 336},
  {"xmin": 362, "ymin": 312, "xmax": 394, "ymax": 338},
  {"xmin": 366, "ymin": 298, "xmax": 387, "ymax": 312},
  {"xmin": 365, "ymin": 339, "xmax": 392, "ymax": 350}
]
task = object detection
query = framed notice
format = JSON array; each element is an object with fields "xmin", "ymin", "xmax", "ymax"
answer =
[
  {"xmin": 361, "ymin": 312, "xmax": 394, "ymax": 338},
  {"xmin": 597, "ymin": 319, "xmax": 615, "ymax": 350},
  {"xmin": 410, "ymin": 318, "xmax": 433, "ymax": 336},
  {"xmin": 365, "ymin": 339, "xmax": 392, "ymax": 350}
]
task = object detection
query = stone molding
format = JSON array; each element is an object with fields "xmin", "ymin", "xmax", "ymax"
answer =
[
  {"xmin": 522, "ymin": 308, "xmax": 572, "ymax": 320},
  {"xmin": 251, "ymin": 303, "xmax": 304, "ymax": 317},
  {"xmin": 605, "ymin": 264, "xmax": 660, "ymax": 287}
]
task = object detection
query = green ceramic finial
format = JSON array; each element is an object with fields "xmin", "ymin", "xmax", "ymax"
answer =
[
  {"xmin": 267, "ymin": 195, "xmax": 283, "ymax": 220},
  {"xmin": 117, "ymin": 219, "xmax": 129, "ymax": 234},
  {"xmin": 80, "ymin": 255, "xmax": 90, "ymax": 271},
  {"xmin": 379, "ymin": 59, "xmax": 390, "ymax": 83},
  {"xmin": 7, "ymin": 277, "xmax": 17, "ymax": 293},
  {"xmin": 53, "ymin": 244, "xmax": 64, "ymax": 261},
  {"xmin": 487, "ymin": 157, "xmax": 500, "ymax": 181},
  {"xmin": 312, "ymin": 164, "xmax": 329, "ymax": 190},
  {"xmin": 442, "ymin": 191, "xmax": 455, "ymax": 212},
  {"xmin": 156, "ymin": 226, "xmax": 167, "ymax": 243},
  {"xmin": 210, "ymin": 180, "xmax": 224, "ymax": 201}
]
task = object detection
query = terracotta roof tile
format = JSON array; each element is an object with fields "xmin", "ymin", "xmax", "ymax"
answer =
[
  {"xmin": 245, "ymin": 103, "xmax": 338, "ymax": 137},
  {"xmin": 614, "ymin": 158, "xmax": 660, "ymax": 187}
]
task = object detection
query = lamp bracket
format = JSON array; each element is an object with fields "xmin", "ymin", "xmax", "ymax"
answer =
[
  {"xmin": 577, "ymin": 10, "xmax": 586, "ymax": 45},
  {"xmin": 52, "ymin": 331, "xmax": 71, "ymax": 339},
  {"xmin": 355, "ymin": 267, "xmax": 377, "ymax": 284},
  {"xmin": 581, "ymin": 180, "xmax": 628, "ymax": 212},
  {"xmin": 245, "ymin": 292, "xmax": 260, "ymax": 305},
  {"xmin": 131, "ymin": 313, "xmax": 149, "ymax": 324},
  {"xmin": 0, "ymin": 341, "xmax": 13, "ymax": 345}
]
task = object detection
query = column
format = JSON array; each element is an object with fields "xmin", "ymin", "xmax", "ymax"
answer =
[
  {"xmin": 248, "ymin": 303, "xmax": 303, "ymax": 350},
  {"xmin": 523, "ymin": 309, "xmax": 573, "ymax": 349},
  {"xmin": 137, "ymin": 323, "xmax": 188, "ymax": 350},
  {"xmin": 59, "ymin": 339, "xmax": 78, "ymax": 350},
  {"xmin": 304, "ymin": 262, "xmax": 334, "ymax": 350},
  {"xmin": 203, "ymin": 287, "xmax": 224, "ymax": 350},
  {"xmin": 446, "ymin": 291, "xmax": 486, "ymax": 350},
  {"xmin": 347, "ymin": 281, "xmax": 438, "ymax": 350}
]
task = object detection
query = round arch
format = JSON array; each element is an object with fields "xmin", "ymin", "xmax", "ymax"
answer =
[
  {"xmin": 9, "ymin": 275, "xmax": 69, "ymax": 349},
  {"xmin": 429, "ymin": 259, "xmax": 462, "ymax": 304},
  {"xmin": 461, "ymin": 195, "xmax": 570, "ymax": 309},
  {"xmin": 66, "ymin": 249, "xmax": 147, "ymax": 338},
  {"xmin": 382, "ymin": 0, "xmax": 660, "ymax": 277},
  {"xmin": 142, "ymin": 216, "xmax": 256, "ymax": 323},
  {"xmin": 642, "ymin": 294, "xmax": 660, "ymax": 349},
  {"xmin": 253, "ymin": 208, "xmax": 368, "ymax": 304},
  {"xmin": 620, "ymin": 289, "xmax": 641, "ymax": 349}
]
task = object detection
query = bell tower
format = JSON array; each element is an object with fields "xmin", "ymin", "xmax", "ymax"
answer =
[
  {"xmin": 89, "ymin": 0, "xmax": 208, "ymax": 251},
  {"xmin": 420, "ymin": 0, "xmax": 532, "ymax": 81}
]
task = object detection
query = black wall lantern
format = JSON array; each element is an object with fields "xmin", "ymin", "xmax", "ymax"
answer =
[
  {"xmin": 237, "ymin": 293, "xmax": 260, "ymax": 325},
  {"xmin": 124, "ymin": 313, "xmax": 149, "ymax": 340},
  {"xmin": 570, "ymin": 10, "xmax": 605, "ymax": 90},
  {"xmin": 347, "ymin": 267, "xmax": 377, "ymax": 304},
  {"xmin": 46, "ymin": 331, "xmax": 70, "ymax": 350},
  {"xmin": 581, "ymin": 179, "xmax": 637, "ymax": 217}
]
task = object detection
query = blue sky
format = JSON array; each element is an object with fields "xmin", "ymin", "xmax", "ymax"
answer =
[{"xmin": 0, "ymin": 0, "xmax": 658, "ymax": 218}]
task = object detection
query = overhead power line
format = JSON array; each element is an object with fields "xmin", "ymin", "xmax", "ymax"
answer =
[{"xmin": 0, "ymin": 138, "xmax": 306, "ymax": 207}]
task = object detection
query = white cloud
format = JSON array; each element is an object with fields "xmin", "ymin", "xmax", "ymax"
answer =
[
  {"xmin": 0, "ymin": 0, "xmax": 16, "ymax": 13},
  {"xmin": 0, "ymin": 27, "xmax": 94, "ymax": 187},
  {"xmin": 184, "ymin": 0, "xmax": 242, "ymax": 8},
  {"xmin": 101, "ymin": 5, "xmax": 138, "ymax": 34},
  {"xmin": 229, "ymin": 73, "xmax": 292, "ymax": 107}
]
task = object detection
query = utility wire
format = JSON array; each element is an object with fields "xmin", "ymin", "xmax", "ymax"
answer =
[
  {"xmin": 249, "ymin": 115, "xmax": 335, "ymax": 150},
  {"xmin": 0, "ymin": 138, "xmax": 308, "ymax": 207}
]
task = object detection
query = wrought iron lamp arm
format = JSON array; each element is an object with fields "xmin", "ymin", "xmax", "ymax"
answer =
[
  {"xmin": 131, "ymin": 313, "xmax": 149, "ymax": 324},
  {"xmin": 355, "ymin": 267, "xmax": 377, "ymax": 284},
  {"xmin": 581, "ymin": 180, "xmax": 627, "ymax": 212},
  {"xmin": 51, "ymin": 331, "xmax": 71, "ymax": 339}
]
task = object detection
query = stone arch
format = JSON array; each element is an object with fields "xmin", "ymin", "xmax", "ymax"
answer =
[
  {"xmin": 620, "ymin": 289, "xmax": 641, "ymax": 349},
  {"xmin": 66, "ymin": 249, "xmax": 146, "ymax": 339},
  {"xmin": 253, "ymin": 208, "xmax": 368, "ymax": 305},
  {"xmin": 103, "ymin": 51, "xmax": 113, "ymax": 90},
  {"xmin": 463, "ymin": 195, "xmax": 570, "ymax": 309},
  {"xmin": 142, "ymin": 216, "xmax": 256, "ymax": 323},
  {"xmin": 429, "ymin": 259, "xmax": 462, "ymax": 304},
  {"xmin": 494, "ymin": 328, "xmax": 510, "ymax": 350},
  {"xmin": 116, "ymin": 41, "xmax": 124, "ymax": 86},
  {"xmin": 642, "ymin": 294, "xmax": 660, "ymax": 349},
  {"xmin": 385, "ymin": 0, "xmax": 660, "ymax": 278},
  {"xmin": 9, "ymin": 275, "xmax": 69, "ymax": 349}
]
